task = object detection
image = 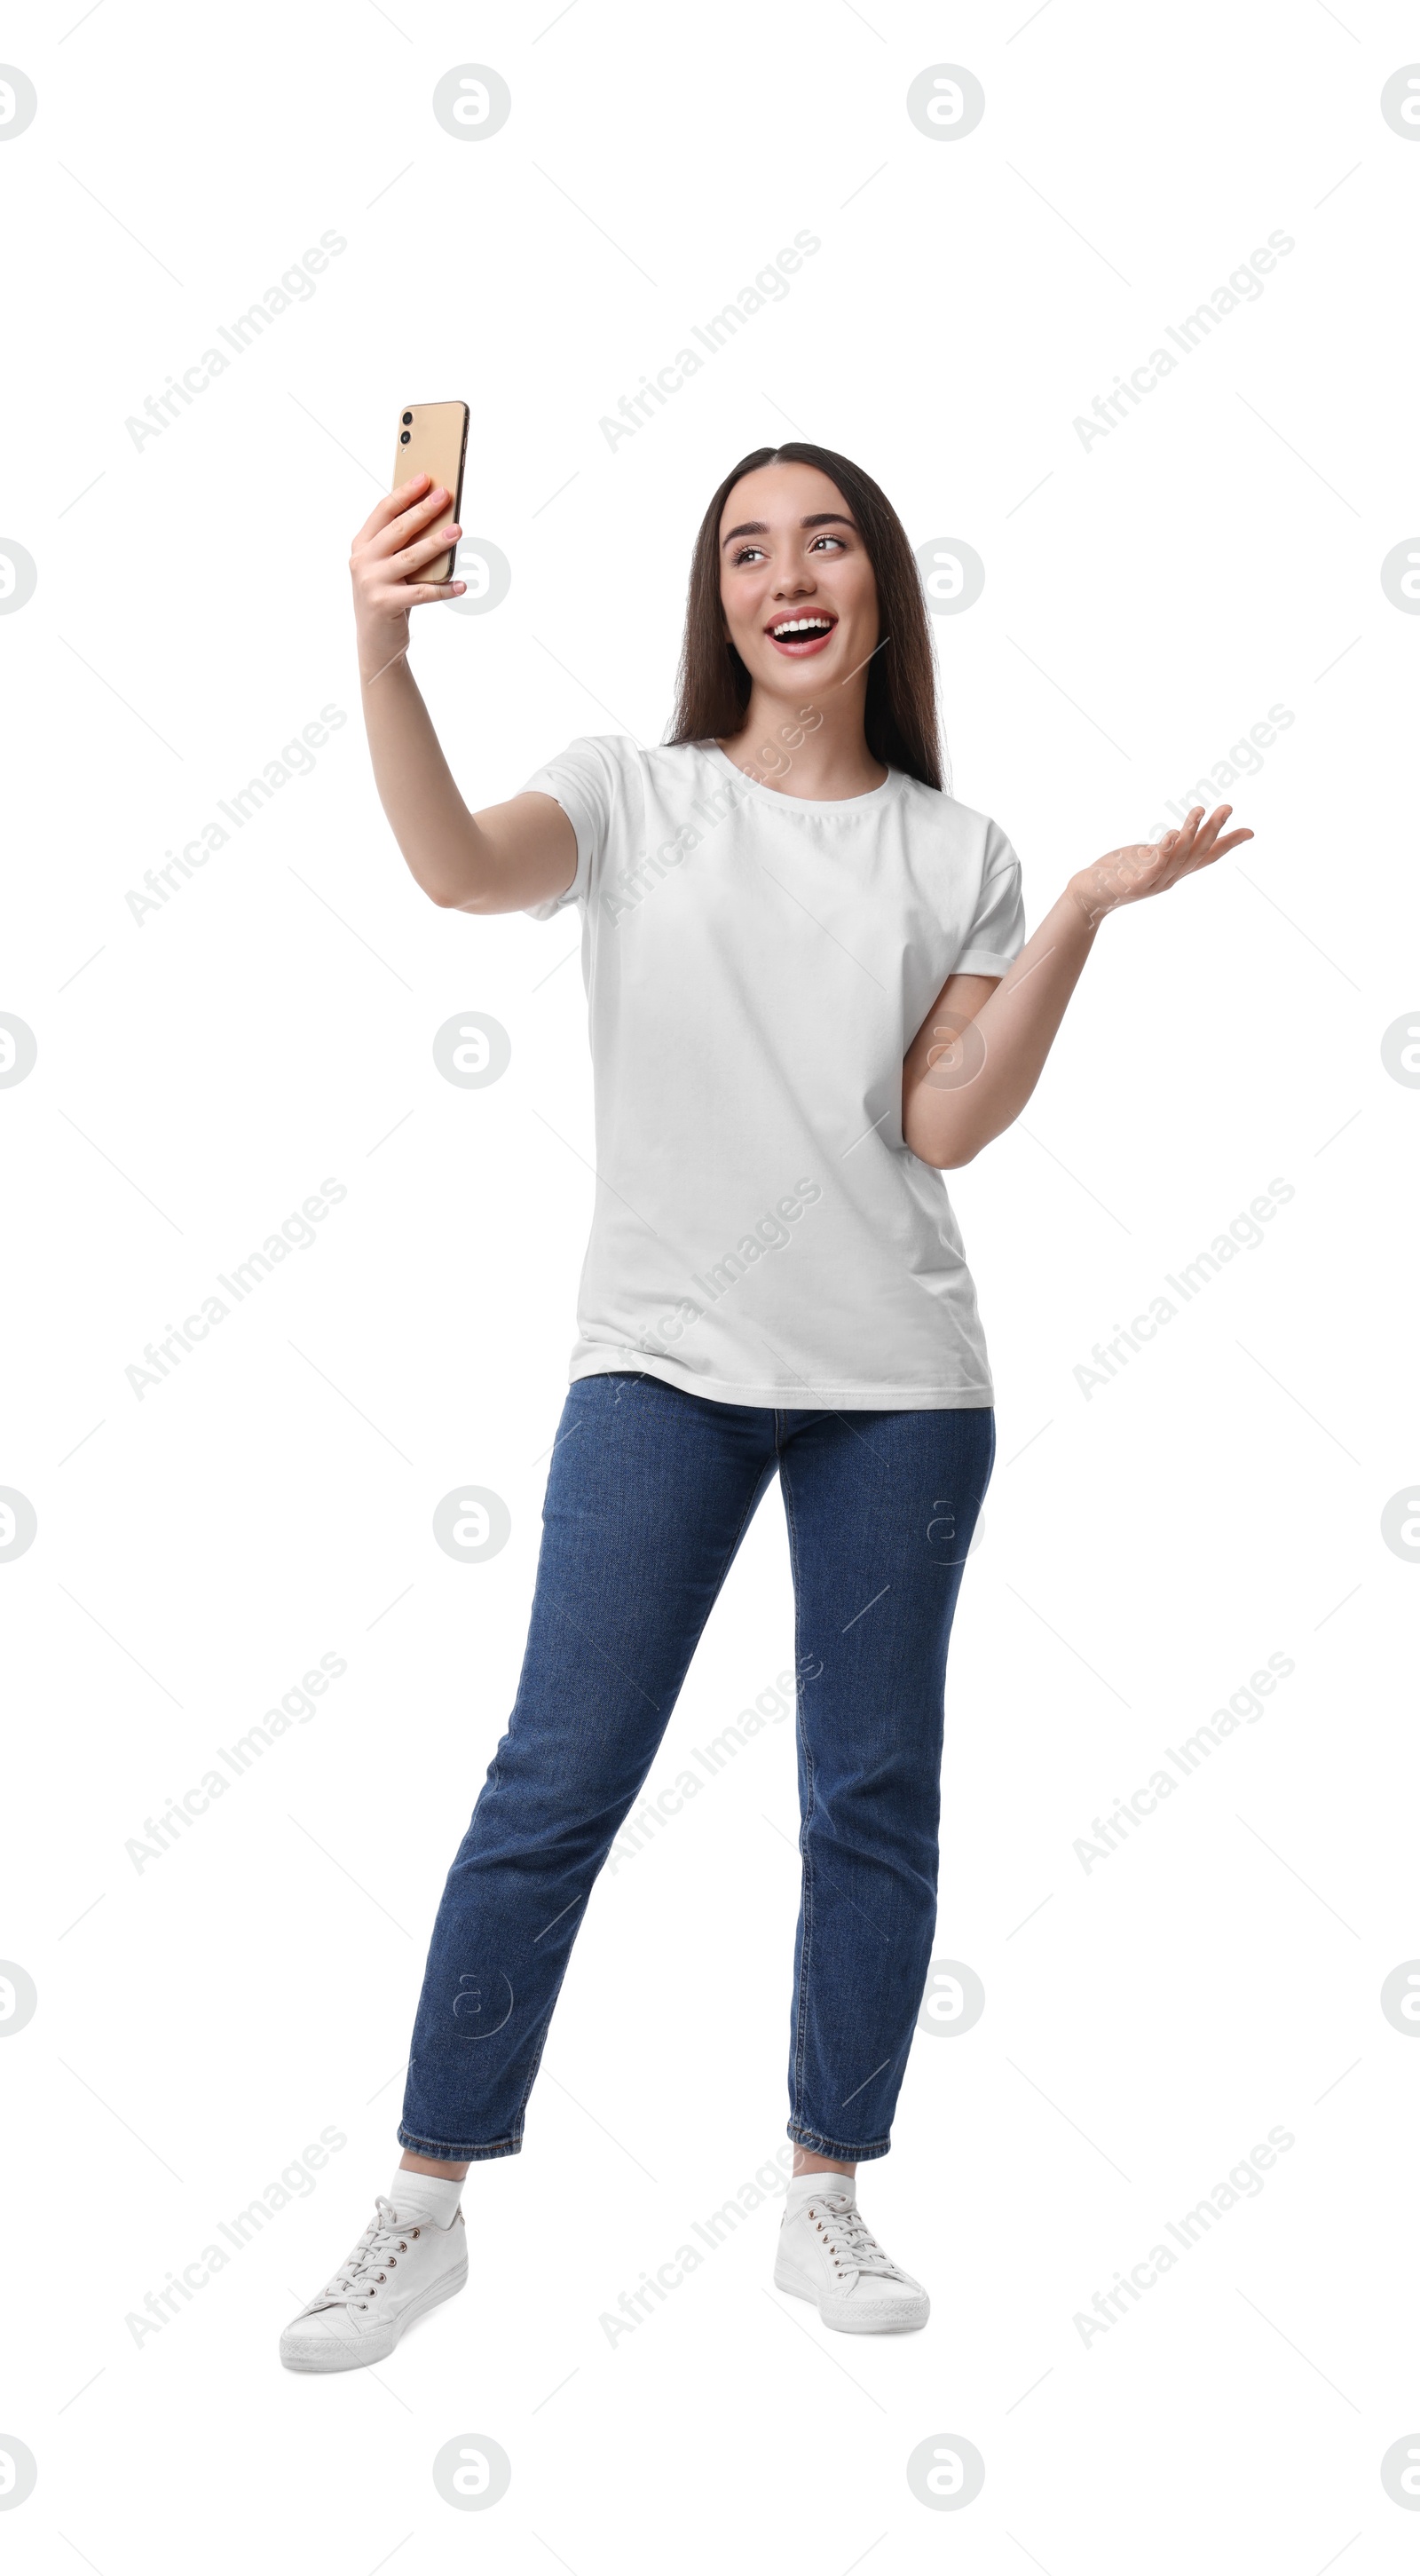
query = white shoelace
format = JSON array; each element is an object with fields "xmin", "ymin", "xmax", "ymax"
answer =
[
  {"xmin": 803, "ymin": 2188, "xmax": 912, "ymax": 2284},
  {"xmin": 309, "ymin": 2196, "xmax": 416, "ymax": 2310}
]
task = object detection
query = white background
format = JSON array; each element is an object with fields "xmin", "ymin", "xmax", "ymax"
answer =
[{"xmin": 3, "ymin": 0, "xmax": 1418, "ymax": 2565}]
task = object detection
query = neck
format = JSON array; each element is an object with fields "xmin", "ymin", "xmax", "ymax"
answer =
[{"xmin": 719, "ymin": 673, "xmax": 887, "ymax": 800}]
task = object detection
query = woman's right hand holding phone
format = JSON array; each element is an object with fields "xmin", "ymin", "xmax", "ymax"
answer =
[{"xmin": 349, "ymin": 472, "xmax": 466, "ymax": 686}]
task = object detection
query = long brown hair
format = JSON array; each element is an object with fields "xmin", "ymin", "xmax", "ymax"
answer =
[{"xmin": 666, "ymin": 442, "xmax": 944, "ymax": 793}]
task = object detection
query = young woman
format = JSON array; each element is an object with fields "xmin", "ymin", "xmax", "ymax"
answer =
[{"xmin": 279, "ymin": 442, "xmax": 1250, "ymax": 2370}]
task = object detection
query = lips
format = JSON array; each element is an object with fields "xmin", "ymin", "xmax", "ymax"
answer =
[{"xmin": 765, "ymin": 612, "xmax": 838, "ymax": 658}]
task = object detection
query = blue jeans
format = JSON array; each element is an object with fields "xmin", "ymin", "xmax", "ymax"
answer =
[{"xmin": 399, "ymin": 1372, "xmax": 995, "ymax": 2164}]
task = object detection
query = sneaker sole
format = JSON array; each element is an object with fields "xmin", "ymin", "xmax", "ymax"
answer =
[
  {"xmin": 773, "ymin": 2253, "xmax": 929, "ymax": 2335},
  {"xmin": 280, "ymin": 2257, "xmax": 469, "ymax": 2373}
]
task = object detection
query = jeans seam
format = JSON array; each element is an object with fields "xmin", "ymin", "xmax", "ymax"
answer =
[
  {"xmin": 785, "ymin": 2122, "xmax": 891, "ymax": 2161},
  {"xmin": 511, "ymin": 2005, "xmax": 558, "ymax": 2135},
  {"xmin": 699, "ymin": 1438, "xmax": 779, "ymax": 1608},
  {"xmin": 777, "ymin": 1417, "xmax": 816, "ymax": 2142},
  {"xmin": 396, "ymin": 2127, "xmax": 522, "ymax": 2160}
]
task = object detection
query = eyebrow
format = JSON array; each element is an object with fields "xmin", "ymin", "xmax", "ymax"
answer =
[{"xmin": 720, "ymin": 511, "xmax": 858, "ymax": 549}]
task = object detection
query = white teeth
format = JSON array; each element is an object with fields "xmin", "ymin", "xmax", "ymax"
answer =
[{"xmin": 771, "ymin": 618, "xmax": 832, "ymax": 637}]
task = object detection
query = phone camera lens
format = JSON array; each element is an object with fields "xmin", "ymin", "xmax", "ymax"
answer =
[
  {"xmin": 400, "ymin": 430, "xmax": 412, "ymax": 444},
  {"xmin": 401, "ymin": 411, "xmax": 413, "ymax": 426}
]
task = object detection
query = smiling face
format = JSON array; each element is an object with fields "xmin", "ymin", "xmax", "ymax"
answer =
[{"xmin": 718, "ymin": 459, "xmax": 880, "ymax": 702}]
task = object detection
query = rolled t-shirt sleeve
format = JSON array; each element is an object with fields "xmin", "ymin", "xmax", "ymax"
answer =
[
  {"xmin": 518, "ymin": 735, "xmax": 624, "ymax": 919},
  {"xmin": 954, "ymin": 823, "xmax": 1027, "ymax": 977}
]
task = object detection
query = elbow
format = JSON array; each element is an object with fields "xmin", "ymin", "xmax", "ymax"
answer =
[
  {"xmin": 428, "ymin": 875, "xmax": 506, "ymax": 914},
  {"xmin": 904, "ymin": 1123, "xmax": 979, "ymax": 1172},
  {"xmin": 903, "ymin": 1092, "xmax": 981, "ymax": 1171}
]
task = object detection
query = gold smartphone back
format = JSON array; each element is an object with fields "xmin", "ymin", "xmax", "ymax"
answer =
[{"xmin": 392, "ymin": 402, "xmax": 469, "ymax": 584}]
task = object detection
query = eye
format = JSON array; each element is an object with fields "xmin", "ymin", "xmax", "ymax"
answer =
[
  {"xmin": 809, "ymin": 533, "xmax": 847, "ymax": 553},
  {"xmin": 731, "ymin": 543, "xmax": 767, "ymax": 565}
]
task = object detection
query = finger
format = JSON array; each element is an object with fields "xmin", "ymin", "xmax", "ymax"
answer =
[
  {"xmin": 1163, "ymin": 815, "xmax": 1219, "ymax": 880},
  {"xmin": 388, "ymin": 523, "xmax": 463, "ymax": 579},
  {"xmin": 1182, "ymin": 810, "xmax": 1237, "ymax": 871},
  {"xmin": 1173, "ymin": 825, "xmax": 1252, "ymax": 881},
  {"xmin": 357, "ymin": 484, "xmax": 454, "ymax": 562},
  {"xmin": 1146, "ymin": 822, "xmax": 1194, "ymax": 880},
  {"xmin": 403, "ymin": 580, "xmax": 464, "ymax": 605},
  {"xmin": 351, "ymin": 472, "xmax": 433, "ymax": 548},
  {"xmin": 368, "ymin": 489, "xmax": 454, "ymax": 561},
  {"xmin": 1171, "ymin": 804, "xmax": 1205, "ymax": 855}
]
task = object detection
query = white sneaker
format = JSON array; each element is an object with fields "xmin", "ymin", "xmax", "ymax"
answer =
[
  {"xmin": 774, "ymin": 2176, "xmax": 929, "ymax": 2334},
  {"xmin": 280, "ymin": 2193, "xmax": 468, "ymax": 2372}
]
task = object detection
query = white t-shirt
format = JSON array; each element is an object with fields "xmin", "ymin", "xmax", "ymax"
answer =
[{"xmin": 520, "ymin": 736, "xmax": 1026, "ymax": 1410}]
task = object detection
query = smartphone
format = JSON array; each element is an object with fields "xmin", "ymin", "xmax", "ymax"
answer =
[{"xmin": 391, "ymin": 401, "xmax": 469, "ymax": 586}]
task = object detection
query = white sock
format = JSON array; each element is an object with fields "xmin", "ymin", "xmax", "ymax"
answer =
[
  {"xmin": 786, "ymin": 2169, "xmax": 856, "ymax": 2212},
  {"xmin": 389, "ymin": 2169, "xmax": 464, "ymax": 2228}
]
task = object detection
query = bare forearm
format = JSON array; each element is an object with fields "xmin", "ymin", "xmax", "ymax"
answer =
[
  {"xmin": 903, "ymin": 800, "xmax": 1252, "ymax": 1169},
  {"xmin": 903, "ymin": 886, "xmax": 1099, "ymax": 1167},
  {"xmin": 359, "ymin": 653, "xmax": 485, "ymax": 906}
]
